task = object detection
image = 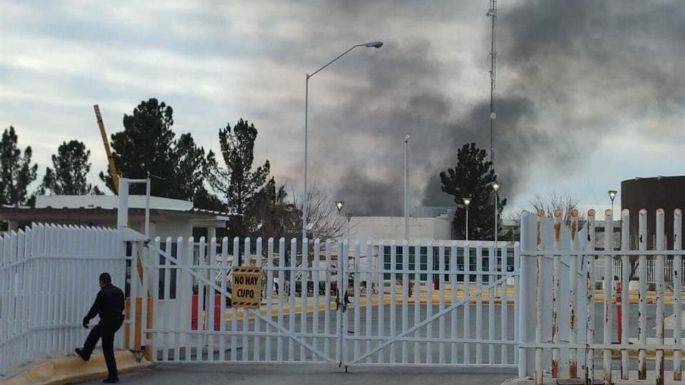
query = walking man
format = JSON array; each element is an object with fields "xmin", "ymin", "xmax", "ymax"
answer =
[{"xmin": 75, "ymin": 272, "xmax": 125, "ymax": 383}]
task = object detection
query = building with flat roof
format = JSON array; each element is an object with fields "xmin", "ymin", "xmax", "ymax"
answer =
[{"xmin": 0, "ymin": 195, "xmax": 230, "ymax": 240}]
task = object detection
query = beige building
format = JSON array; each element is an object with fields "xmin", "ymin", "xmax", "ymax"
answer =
[{"xmin": 0, "ymin": 195, "xmax": 229, "ymax": 240}]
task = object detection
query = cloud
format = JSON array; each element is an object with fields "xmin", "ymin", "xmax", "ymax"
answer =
[{"xmin": 1, "ymin": 0, "xmax": 684, "ymax": 215}]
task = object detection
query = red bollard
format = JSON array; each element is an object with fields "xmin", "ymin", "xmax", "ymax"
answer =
[{"xmin": 615, "ymin": 281, "xmax": 622, "ymax": 343}]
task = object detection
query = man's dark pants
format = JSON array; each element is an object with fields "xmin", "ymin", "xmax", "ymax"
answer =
[{"xmin": 81, "ymin": 318, "xmax": 124, "ymax": 379}]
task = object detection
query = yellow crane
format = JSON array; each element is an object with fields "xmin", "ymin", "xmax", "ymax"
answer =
[{"xmin": 93, "ymin": 104, "xmax": 120, "ymax": 193}]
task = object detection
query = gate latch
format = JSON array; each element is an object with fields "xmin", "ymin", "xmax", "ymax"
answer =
[{"xmin": 336, "ymin": 291, "xmax": 351, "ymax": 312}]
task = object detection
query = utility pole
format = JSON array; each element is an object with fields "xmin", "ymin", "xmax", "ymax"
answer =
[
  {"xmin": 404, "ymin": 135, "xmax": 410, "ymax": 241},
  {"xmin": 487, "ymin": 0, "xmax": 497, "ymax": 172}
]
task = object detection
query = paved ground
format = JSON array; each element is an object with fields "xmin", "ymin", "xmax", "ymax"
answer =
[{"xmin": 81, "ymin": 364, "xmax": 516, "ymax": 385}]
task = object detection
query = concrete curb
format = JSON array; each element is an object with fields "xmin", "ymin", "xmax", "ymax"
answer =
[{"xmin": 0, "ymin": 351, "xmax": 152, "ymax": 385}]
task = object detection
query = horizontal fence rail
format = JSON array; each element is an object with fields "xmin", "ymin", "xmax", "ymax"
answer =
[
  {"xmin": 0, "ymin": 224, "xmax": 123, "ymax": 377},
  {"xmin": 142, "ymin": 237, "xmax": 519, "ymax": 368}
]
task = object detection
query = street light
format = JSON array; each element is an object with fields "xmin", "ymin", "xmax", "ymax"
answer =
[
  {"xmin": 608, "ymin": 190, "xmax": 617, "ymax": 217},
  {"xmin": 303, "ymin": 41, "xmax": 384, "ymax": 240},
  {"xmin": 463, "ymin": 197, "xmax": 472, "ymax": 241},
  {"xmin": 336, "ymin": 200, "xmax": 344, "ymax": 214},
  {"xmin": 404, "ymin": 135, "xmax": 410, "ymax": 241},
  {"xmin": 492, "ymin": 181, "xmax": 501, "ymax": 271}
]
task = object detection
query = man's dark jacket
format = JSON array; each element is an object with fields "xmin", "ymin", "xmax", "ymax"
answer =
[{"xmin": 85, "ymin": 283, "xmax": 125, "ymax": 326}]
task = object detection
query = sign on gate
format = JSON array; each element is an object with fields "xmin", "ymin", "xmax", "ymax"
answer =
[{"xmin": 232, "ymin": 266, "xmax": 262, "ymax": 308}]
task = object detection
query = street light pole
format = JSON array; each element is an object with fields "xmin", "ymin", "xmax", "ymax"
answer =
[
  {"xmin": 463, "ymin": 197, "xmax": 471, "ymax": 241},
  {"xmin": 303, "ymin": 41, "xmax": 383, "ymax": 240},
  {"xmin": 492, "ymin": 181, "xmax": 500, "ymax": 269},
  {"xmin": 404, "ymin": 135, "xmax": 410, "ymax": 241},
  {"xmin": 608, "ymin": 190, "xmax": 617, "ymax": 217}
]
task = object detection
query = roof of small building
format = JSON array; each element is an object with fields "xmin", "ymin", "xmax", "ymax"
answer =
[{"xmin": 0, "ymin": 195, "xmax": 234, "ymax": 221}]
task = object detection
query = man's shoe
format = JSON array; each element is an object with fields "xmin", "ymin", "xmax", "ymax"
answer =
[
  {"xmin": 103, "ymin": 378, "xmax": 119, "ymax": 383},
  {"xmin": 74, "ymin": 348, "xmax": 89, "ymax": 362}
]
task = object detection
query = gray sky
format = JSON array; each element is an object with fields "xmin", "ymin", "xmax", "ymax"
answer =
[{"xmin": 1, "ymin": 0, "xmax": 684, "ymax": 216}]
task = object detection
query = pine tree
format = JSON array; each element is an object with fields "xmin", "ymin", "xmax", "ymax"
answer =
[
  {"xmin": 439, "ymin": 143, "xmax": 506, "ymax": 240},
  {"xmin": 0, "ymin": 126, "xmax": 38, "ymax": 206},
  {"xmin": 99, "ymin": 98, "xmax": 220, "ymax": 208},
  {"xmin": 209, "ymin": 119, "xmax": 270, "ymax": 237},
  {"xmin": 40, "ymin": 140, "xmax": 93, "ymax": 195}
]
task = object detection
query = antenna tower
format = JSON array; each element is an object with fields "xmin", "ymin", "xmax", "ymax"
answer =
[{"xmin": 488, "ymin": 0, "xmax": 497, "ymax": 173}]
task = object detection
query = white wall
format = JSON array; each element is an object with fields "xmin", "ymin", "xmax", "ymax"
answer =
[
  {"xmin": 346, "ymin": 216, "xmax": 453, "ymax": 241},
  {"xmin": 149, "ymin": 220, "xmax": 193, "ymax": 240}
]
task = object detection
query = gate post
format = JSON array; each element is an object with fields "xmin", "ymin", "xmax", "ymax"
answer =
[{"xmin": 518, "ymin": 211, "xmax": 537, "ymax": 378}]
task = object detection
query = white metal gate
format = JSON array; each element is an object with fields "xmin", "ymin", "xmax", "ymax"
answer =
[
  {"xmin": 341, "ymin": 240, "xmax": 519, "ymax": 368},
  {"xmin": 136, "ymin": 236, "xmax": 519, "ymax": 369}
]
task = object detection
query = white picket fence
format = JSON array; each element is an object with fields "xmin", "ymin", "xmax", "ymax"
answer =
[
  {"xmin": 139, "ymin": 237, "xmax": 520, "ymax": 368},
  {"xmin": 519, "ymin": 208, "xmax": 685, "ymax": 385},
  {"xmin": 0, "ymin": 224, "xmax": 123, "ymax": 377},
  {"xmin": 6, "ymin": 209, "xmax": 685, "ymax": 385}
]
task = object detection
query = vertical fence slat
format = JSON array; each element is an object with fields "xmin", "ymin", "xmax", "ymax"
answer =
[
  {"xmin": 586, "ymin": 211, "xmax": 597, "ymax": 384},
  {"xmin": 450, "ymin": 242, "xmax": 458, "ymax": 365},
  {"xmin": 264, "ymin": 238, "xmax": 273, "ymax": 362},
  {"xmin": 161, "ymin": 238, "xmax": 172, "ymax": 362},
  {"xmin": 242, "ymin": 238, "xmax": 250, "ymax": 362},
  {"xmin": 312, "ymin": 239, "xmax": 321, "ymax": 362},
  {"xmin": 487, "ymin": 242, "xmax": 495, "ymax": 365},
  {"xmin": 534, "ymin": 211, "xmax": 544, "ymax": 385},
  {"xmin": 568, "ymin": 210, "xmax": 579, "ymax": 378},
  {"xmin": 231, "ymin": 237, "xmax": 239, "ymax": 362},
  {"xmin": 276, "ymin": 238, "xmax": 285, "ymax": 362},
  {"xmin": 138, "ymin": 239, "xmax": 149, "ymax": 358},
  {"xmin": 602, "ymin": 210, "xmax": 613, "ymax": 385},
  {"xmin": 552, "ymin": 210, "xmax": 561, "ymax": 378},
  {"xmin": 197, "ymin": 237, "xmax": 207, "ymax": 362},
  {"xmin": 183, "ymin": 237, "xmax": 193, "ymax": 363},
  {"xmin": 378, "ymin": 240, "xmax": 386, "ymax": 364},
  {"xmin": 674, "ymin": 209, "xmax": 682, "ymax": 381},
  {"xmin": 218, "ymin": 237, "xmax": 228, "ymax": 362},
  {"xmin": 366, "ymin": 241, "xmax": 374, "ymax": 364},
  {"xmin": 254, "ymin": 238, "xmax": 262, "ymax": 362},
  {"xmin": 427, "ymin": 241, "xmax": 434, "ymax": 364},
  {"xmin": 126, "ymin": 237, "xmax": 136, "ymax": 352},
  {"xmin": 207, "ymin": 237, "xmax": 217, "ymax": 362},
  {"xmin": 299, "ymin": 238, "xmax": 308, "ymax": 362},
  {"xmin": 288, "ymin": 239, "xmax": 296, "ymax": 362},
  {"xmin": 620, "ymin": 210, "xmax": 630, "ymax": 380},
  {"xmin": 0, "ymin": 233, "xmax": 7, "ymax": 375},
  {"xmin": 354, "ymin": 241, "xmax": 362, "ymax": 363},
  {"xmin": 475, "ymin": 241, "xmax": 482, "ymax": 365},
  {"xmin": 638, "ymin": 209, "xmax": 648, "ymax": 380},
  {"xmin": 401, "ymin": 241, "xmax": 409, "ymax": 364},
  {"xmin": 656, "ymin": 209, "xmax": 665, "ymax": 385},
  {"xmin": 439, "ymin": 242, "xmax": 447, "ymax": 364},
  {"xmin": 464, "ymin": 241, "xmax": 471, "ymax": 365},
  {"xmin": 152, "ymin": 238, "xmax": 161, "ymax": 361},
  {"xmin": 503, "ymin": 243, "xmax": 511, "ymax": 365},
  {"xmin": 338, "ymin": 240, "xmax": 347, "ymax": 365},
  {"xmin": 323, "ymin": 240, "xmax": 331, "ymax": 362}
]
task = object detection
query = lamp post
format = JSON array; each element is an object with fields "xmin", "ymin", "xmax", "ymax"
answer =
[
  {"xmin": 608, "ymin": 190, "xmax": 617, "ymax": 217},
  {"xmin": 492, "ymin": 181, "xmax": 501, "ymax": 271},
  {"xmin": 463, "ymin": 197, "xmax": 472, "ymax": 241},
  {"xmin": 404, "ymin": 134, "xmax": 410, "ymax": 241},
  {"xmin": 336, "ymin": 201, "xmax": 352, "ymax": 240},
  {"xmin": 303, "ymin": 41, "xmax": 384, "ymax": 240}
]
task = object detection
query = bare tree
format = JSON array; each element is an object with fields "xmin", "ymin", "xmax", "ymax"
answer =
[
  {"xmin": 294, "ymin": 185, "xmax": 346, "ymax": 240},
  {"xmin": 530, "ymin": 192, "xmax": 586, "ymax": 227}
]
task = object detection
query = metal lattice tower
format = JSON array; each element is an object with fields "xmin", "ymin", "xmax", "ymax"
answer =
[{"xmin": 487, "ymin": 0, "xmax": 497, "ymax": 173}]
